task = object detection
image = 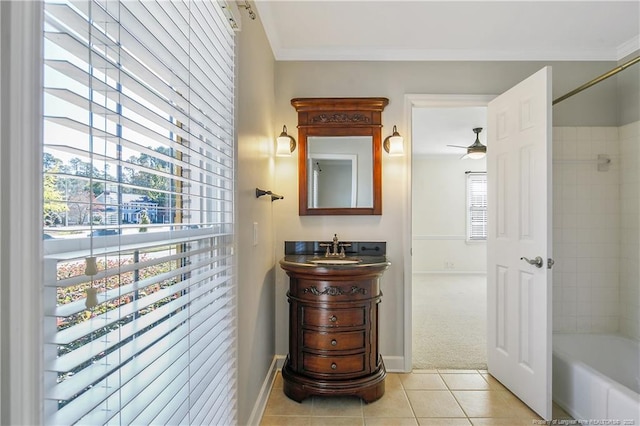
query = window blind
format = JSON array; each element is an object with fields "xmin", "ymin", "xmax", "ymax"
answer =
[
  {"xmin": 466, "ymin": 172, "xmax": 487, "ymax": 241},
  {"xmin": 42, "ymin": 1, "xmax": 236, "ymax": 424}
]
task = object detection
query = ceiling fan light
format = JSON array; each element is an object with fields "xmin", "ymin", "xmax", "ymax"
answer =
[{"xmin": 466, "ymin": 150, "xmax": 486, "ymax": 160}]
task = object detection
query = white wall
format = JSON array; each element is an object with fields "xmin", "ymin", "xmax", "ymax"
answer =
[
  {"xmin": 620, "ymin": 121, "xmax": 640, "ymax": 340},
  {"xmin": 273, "ymin": 60, "xmax": 622, "ymax": 367},
  {"xmin": 552, "ymin": 126, "xmax": 621, "ymax": 333},
  {"xmin": 412, "ymin": 156, "xmax": 487, "ymax": 273},
  {"xmin": 553, "ymin": 121, "xmax": 640, "ymax": 339},
  {"xmin": 235, "ymin": 10, "xmax": 278, "ymax": 425}
]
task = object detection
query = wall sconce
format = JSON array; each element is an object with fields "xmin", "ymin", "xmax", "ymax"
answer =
[
  {"xmin": 383, "ymin": 125, "xmax": 404, "ymax": 156},
  {"xmin": 276, "ymin": 125, "xmax": 297, "ymax": 157}
]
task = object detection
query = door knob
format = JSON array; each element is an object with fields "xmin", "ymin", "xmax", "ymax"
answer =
[{"xmin": 520, "ymin": 256, "xmax": 543, "ymax": 268}]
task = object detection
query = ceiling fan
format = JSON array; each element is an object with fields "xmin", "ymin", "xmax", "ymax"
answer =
[{"xmin": 447, "ymin": 127, "xmax": 487, "ymax": 159}]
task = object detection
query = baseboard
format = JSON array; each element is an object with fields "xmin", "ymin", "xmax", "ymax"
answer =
[
  {"xmin": 275, "ymin": 354, "xmax": 286, "ymax": 369},
  {"xmin": 246, "ymin": 356, "xmax": 281, "ymax": 426},
  {"xmin": 413, "ymin": 270, "xmax": 487, "ymax": 275},
  {"xmin": 381, "ymin": 355, "xmax": 409, "ymax": 373}
]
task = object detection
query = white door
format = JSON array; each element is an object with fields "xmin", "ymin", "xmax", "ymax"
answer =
[{"xmin": 487, "ymin": 67, "xmax": 553, "ymax": 420}]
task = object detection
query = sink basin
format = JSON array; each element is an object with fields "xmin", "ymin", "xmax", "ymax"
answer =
[{"xmin": 308, "ymin": 258, "xmax": 361, "ymax": 265}]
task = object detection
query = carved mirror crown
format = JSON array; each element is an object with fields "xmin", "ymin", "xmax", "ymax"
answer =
[{"xmin": 291, "ymin": 97, "xmax": 389, "ymax": 216}]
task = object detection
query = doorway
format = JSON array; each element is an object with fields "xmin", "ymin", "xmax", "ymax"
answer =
[{"xmin": 405, "ymin": 95, "xmax": 494, "ymax": 370}]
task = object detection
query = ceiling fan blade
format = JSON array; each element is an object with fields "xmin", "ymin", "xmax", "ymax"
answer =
[{"xmin": 446, "ymin": 145, "xmax": 467, "ymax": 149}]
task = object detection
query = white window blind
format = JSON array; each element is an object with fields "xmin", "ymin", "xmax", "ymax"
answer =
[
  {"xmin": 466, "ymin": 172, "xmax": 487, "ymax": 241},
  {"xmin": 42, "ymin": 1, "xmax": 236, "ymax": 424}
]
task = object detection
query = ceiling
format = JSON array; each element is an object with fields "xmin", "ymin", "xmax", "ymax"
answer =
[
  {"xmin": 252, "ymin": 1, "xmax": 639, "ymax": 156},
  {"xmin": 254, "ymin": 1, "xmax": 639, "ymax": 62},
  {"xmin": 412, "ymin": 107, "xmax": 487, "ymax": 157}
]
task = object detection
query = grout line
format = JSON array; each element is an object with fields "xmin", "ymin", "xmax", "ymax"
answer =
[
  {"xmin": 438, "ymin": 370, "xmax": 473, "ymax": 421},
  {"xmin": 399, "ymin": 374, "xmax": 420, "ymax": 421}
]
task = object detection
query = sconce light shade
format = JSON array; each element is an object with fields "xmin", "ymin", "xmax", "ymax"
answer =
[
  {"xmin": 276, "ymin": 125, "xmax": 297, "ymax": 157},
  {"xmin": 383, "ymin": 125, "xmax": 404, "ymax": 156}
]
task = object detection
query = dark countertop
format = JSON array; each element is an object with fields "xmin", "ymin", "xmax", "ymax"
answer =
[{"xmin": 280, "ymin": 254, "xmax": 390, "ymax": 269}]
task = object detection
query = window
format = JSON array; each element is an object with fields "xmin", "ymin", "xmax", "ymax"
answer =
[
  {"xmin": 42, "ymin": 1, "xmax": 236, "ymax": 424},
  {"xmin": 466, "ymin": 172, "xmax": 487, "ymax": 241}
]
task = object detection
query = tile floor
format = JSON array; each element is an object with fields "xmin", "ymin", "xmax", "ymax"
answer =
[{"xmin": 260, "ymin": 369, "xmax": 572, "ymax": 425}]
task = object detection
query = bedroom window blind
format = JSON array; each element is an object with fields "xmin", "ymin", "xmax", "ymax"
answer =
[
  {"xmin": 466, "ymin": 172, "xmax": 487, "ymax": 241},
  {"xmin": 42, "ymin": 1, "xmax": 236, "ymax": 424}
]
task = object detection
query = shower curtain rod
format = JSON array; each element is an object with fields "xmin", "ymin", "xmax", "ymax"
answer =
[{"xmin": 553, "ymin": 55, "xmax": 640, "ymax": 105}]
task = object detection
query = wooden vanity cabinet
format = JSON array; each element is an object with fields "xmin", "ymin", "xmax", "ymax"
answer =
[{"xmin": 280, "ymin": 264, "xmax": 388, "ymax": 403}]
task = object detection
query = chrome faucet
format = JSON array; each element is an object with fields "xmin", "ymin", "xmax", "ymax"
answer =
[{"xmin": 320, "ymin": 234, "xmax": 351, "ymax": 257}]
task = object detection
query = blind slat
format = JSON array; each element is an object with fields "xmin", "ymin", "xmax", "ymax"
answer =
[
  {"xmin": 467, "ymin": 173, "xmax": 487, "ymax": 240},
  {"xmin": 43, "ymin": 0, "xmax": 236, "ymax": 423}
]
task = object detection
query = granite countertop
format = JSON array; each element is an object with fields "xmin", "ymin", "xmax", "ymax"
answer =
[{"xmin": 280, "ymin": 254, "xmax": 390, "ymax": 268}]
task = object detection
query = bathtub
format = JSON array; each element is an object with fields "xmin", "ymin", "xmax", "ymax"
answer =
[{"xmin": 553, "ymin": 333, "xmax": 640, "ymax": 424}]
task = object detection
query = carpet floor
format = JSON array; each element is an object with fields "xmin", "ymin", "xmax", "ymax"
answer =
[{"xmin": 412, "ymin": 274, "xmax": 487, "ymax": 370}]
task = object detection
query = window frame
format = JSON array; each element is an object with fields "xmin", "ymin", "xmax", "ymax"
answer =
[
  {"xmin": 40, "ymin": 1, "xmax": 237, "ymax": 424},
  {"xmin": 466, "ymin": 171, "xmax": 487, "ymax": 243},
  {"xmin": 1, "ymin": 2, "xmax": 45, "ymax": 424}
]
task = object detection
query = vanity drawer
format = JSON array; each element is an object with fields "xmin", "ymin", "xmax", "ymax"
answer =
[
  {"xmin": 303, "ymin": 330, "xmax": 366, "ymax": 351},
  {"xmin": 293, "ymin": 279, "xmax": 378, "ymax": 302},
  {"xmin": 302, "ymin": 307, "xmax": 365, "ymax": 328},
  {"xmin": 302, "ymin": 353, "xmax": 366, "ymax": 375}
]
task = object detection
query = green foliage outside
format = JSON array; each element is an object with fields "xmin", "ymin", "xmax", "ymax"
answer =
[{"xmin": 44, "ymin": 146, "xmax": 175, "ymax": 226}]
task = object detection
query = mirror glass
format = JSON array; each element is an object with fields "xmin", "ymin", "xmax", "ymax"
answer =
[{"xmin": 307, "ymin": 136, "xmax": 373, "ymax": 208}]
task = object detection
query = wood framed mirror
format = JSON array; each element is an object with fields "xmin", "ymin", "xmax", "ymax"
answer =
[{"xmin": 291, "ymin": 97, "xmax": 389, "ymax": 215}]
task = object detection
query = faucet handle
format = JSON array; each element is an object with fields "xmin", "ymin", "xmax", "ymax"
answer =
[{"xmin": 319, "ymin": 243, "xmax": 331, "ymax": 256}]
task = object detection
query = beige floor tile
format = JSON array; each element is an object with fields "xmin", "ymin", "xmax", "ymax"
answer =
[
  {"xmin": 451, "ymin": 390, "xmax": 507, "ymax": 417},
  {"xmin": 365, "ymin": 418, "xmax": 419, "ymax": 426},
  {"xmin": 263, "ymin": 389, "xmax": 313, "ymax": 416},
  {"xmin": 312, "ymin": 396, "xmax": 363, "ymax": 417},
  {"xmin": 418, "ymin": 419, "xmax": 472, "ymax": 426},
  {"xmin": 441, "ymin": 373, "xmax": 490, "ymax": 390},
  {"xmin": 405, "ymin": 390, "xmax": 467, "ymax": 418},
  {"xmin": 411, "ymin": 369, "xmax": 439, "ymax": 374},
  {"xmin": 452, "ymin": 390, "xmax": 538, "ymax": 419},
  {"xmin": 363, "ymin": 388, "xmax": 414, "ymax": 418},
  {"xmin": 310, "ymin": 417, "xmax": 364, "ymax": 426},
  {"xmin": 384, "ymin": 373, "xmax": 404, "ymax": 390},
  {"xmin": 399, "ymin": 373, "xmax": 447, "ymax": 390},
  {"xmin": 470, "ymin": 418, "xmax": 537, "ymax": 425},
  {"xmin": 273, "ymin": 372, "xmax": 284, "ymax": 389},
  {"xmin": 479, "ymin": 373, "xmax": 506, "ymax": 390},
  {"xmin": 552, "ymin": 402, "xmax": 573, "ymax": 420},
  {"xmin": 260, "ymin": 415, "xmax": 311, "ymax": 426},
  {"xmin": 498, "ymin": 391, "xmax": 541, "ymax": 419}
]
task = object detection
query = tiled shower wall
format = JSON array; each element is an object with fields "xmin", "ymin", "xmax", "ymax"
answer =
[
  {"xmin": 553, "ymin": 126, "xmax": 621, "ymax": 333},
  {"xmin": 620, "ymin": 121, "xmax": 640, "ymax": 340}
]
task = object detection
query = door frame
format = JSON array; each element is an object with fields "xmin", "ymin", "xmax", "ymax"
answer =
[{"xmin": 402, "ymin": 94, "xmax": 497, "ymax": 372}]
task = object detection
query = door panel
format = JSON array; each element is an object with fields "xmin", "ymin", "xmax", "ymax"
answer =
[{"xmin": 487, "ymin": 67, "xmax": 552, "ymax": 420}]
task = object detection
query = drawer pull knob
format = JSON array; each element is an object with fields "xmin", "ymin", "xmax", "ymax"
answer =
[
  {"xmin": 331, "ymin": 363, "xmax": 337, "ymax": 370},
  {"xmin": 329, "ymin": 315, "xmax": 337, "ymax": 322},
  {"xmin": 331, "ymin": 339, "xmax": 337, "ymax": 346}
]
